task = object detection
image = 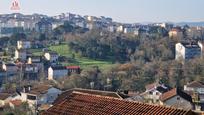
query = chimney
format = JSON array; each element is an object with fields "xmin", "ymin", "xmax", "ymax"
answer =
[
  {"xmin": 28, "ymin": 85, "xmax": 31, "ymax": 91},
  {"xmin": 23, "ymin": 85, "xmax": 31, "ymax": 93},
  {"xmin": 124, "ymin": 90, "xmax": 129, "ymax": 95}
]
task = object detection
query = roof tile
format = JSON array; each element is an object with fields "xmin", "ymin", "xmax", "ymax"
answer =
[{"xmin": 42, "ymin": 92, "xmax": 196, "ymax": 115}]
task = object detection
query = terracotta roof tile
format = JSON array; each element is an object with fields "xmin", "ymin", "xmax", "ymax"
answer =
[
  {"xmin": 186, "ymin": 81, "xmax": 204, "ymax": 88},
  {"xmin": 145, "ymin": 83, "xmax": 158, "ymax": 90},
  {"xmin": 10, "ymin": 100, "xmax": 22, "ymax": 106},
  {"xmin": 66, "ymin": 66, "xmax": 80, "ymax": 69},
  {"xmin": 28, "ymin": 85, "xmax": 51, "ymax": 95},
  {"xmin": 53, "ymin": 88, "xmax": 122, "ymax": 105},
  {"xmin": 160, "ymin": 88, "xmax": 192, "ymax": 102},
  {"xmin": 42, "ymin": 92, "xmax": 196, "ymax": 115}
]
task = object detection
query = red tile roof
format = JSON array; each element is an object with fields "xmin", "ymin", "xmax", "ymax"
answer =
[
  {"xmin": 66, "ymin": 66, "xmax": 80, "ymax": 69},
  {"xmin": 42, "ymin": 92, "xmax": 196, "ymax": 115},
  {"xmin": 160, "ymin": 88, "xmax": 192, "ymax": 102},
  {"xmin": 53, "ymin": 88, "xmax": 122, "ymax": 105},
  {"xmin": 145, "ymin": 83, "xmax": 157, "ymax": 90},
  {"xmin": 186, "ymin": 81, "xmax": 204, "ymax": 88},
  {"xmin": 10, "ymin": 100, "xmax": 22, "ymax": 106},
  {"xmin": 28, "ymin": 85, "xmax": 52, "ymax": 95}
]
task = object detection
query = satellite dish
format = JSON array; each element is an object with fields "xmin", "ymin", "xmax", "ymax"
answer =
[{"xmin": 10, "ymin": 0, "xmax": 20, "ymax": 11}]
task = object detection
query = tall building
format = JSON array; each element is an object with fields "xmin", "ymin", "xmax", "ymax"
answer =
[{"xmin": 175, "ymin": 42, "xmax": 202, "ymax": 60}]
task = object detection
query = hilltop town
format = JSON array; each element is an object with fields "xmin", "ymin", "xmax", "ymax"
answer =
[{"xmin": 0, "ymin": 13, "xmax": 204, "ymax": 114}]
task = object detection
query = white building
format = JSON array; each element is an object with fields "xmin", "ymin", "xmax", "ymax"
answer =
[
  {"xmin": 123, "ymin": 27, "xmax": 138, "ymax": 34},
  {"xmin": 44, "ymin": 52, "xmax": 59, "ymax": 63},
  {"xmin": 175, "ymin": 42, "xmax": 202, "ymax": 60},
  {"xmin": 27, "ymin": 56, "xmax": 42, "ymax": 64},
  {"xmin": 117, "ymin": 25, "xmax": 123, "ymax": 32},
  {"xmin": 141, "ymin": 83, "xmax": 172, "ymax": 104},
  {"xmin": 17, "ymin": 40, "xmax": 31, "ymax": 49},
  {"xmin": 48, "ymin": 66, "xmax": 68, "ymax": 80},
  {"xmin": 19, "ymin": 85, "xmax": 62, "ymax": 107},
  {"xmin": 25, "ymin": 64, "xmax": 39, "ymax": 73},
  {"xmin": 52, "ymin": 22, "xmax": 63, "ymax": 30}
]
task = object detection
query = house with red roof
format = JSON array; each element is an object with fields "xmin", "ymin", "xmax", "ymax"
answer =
[
  {"xmin": 42, "ymin": 91, "xmax": 197, "ymax": 115},
  {"xmin": 160, "ymin": 88, "xmax": 193, "ymax": 110},
  {"xmin": 66, "ymin": 66, "xmax": 80, "ymax": 75}
]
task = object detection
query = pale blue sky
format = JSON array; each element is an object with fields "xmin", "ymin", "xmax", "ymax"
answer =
[{"xmin": 0, "ymin": 0, "xmax": 203, "ymax": 23}]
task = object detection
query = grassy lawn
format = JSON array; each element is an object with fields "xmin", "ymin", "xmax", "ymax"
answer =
[
  {"xmin": 48, "ymin": 44, "xmax": 114, "ymax": 70},
  {"xmin": 29, "ymin": 43, "xmax": 114, "ymax": 70},
  {"xmin": 29, "ymin": 49, "xmax": 43, "ymax": 56}
]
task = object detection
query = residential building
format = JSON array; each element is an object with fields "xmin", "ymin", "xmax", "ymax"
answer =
[
  {"xmin": 184, "ymin": 81, "xmax": 204, "ymax": 111},
  {"xmin": 160, "ymin": 88, "xmax": 193, "ymax": 110},
  {"xmin": 184, "ymin": 81, "xmax": 204, "ymax": 94},
  {"xmin": 9, "ymin": 100, "xmax": 22, "ymax": 109},
  {"xmin": 116, "ymin": 25, "xmax": 123, "ymax": 32},
  {"xmin": 175, "ymin": 42, "xmax": 202, "ymax": 60},
  {"xmin": 2, "ymin": 63, "xmax": 18, "ymax": 74},
  {"xmin": 17, "ymin": 40, "xmax": 31, "ymax": 49},
  {"xmin": 141, "ymin": 83, "xmax": 172, "ymax": 104},
  {"xmin": 44, "ymin": 52, "xmax": 59, "ymax": 63},
  {"xmin": 66, "ymin": 66, "xmax": 80, "ymax": 75},
  {"xmin": 134, "ymin": 28, "xmax": 149, "ymax": 37},
  {"xmin": 108, "ymin": 25, "xmax": 117, "ymax": 32},
  {"xmin": 42, "ymin": 91, "xmax": 196, "ymax": 115},
  {"xmin": 19, "ymin": 85, "xmax": 62, "ymax": 108},
  {"xmin": 35, "ymin": 20, "xmax": 52, "ymax": 33},
  {"xmin": 24, "ymin": 64, "xmax": 39, "ymax": 80},
  {"xmin": 24, "ymin": 64, "xmax": 38, "ymax": 73},
  {"xmin": 14, "ymin": 49, "xmax": 27, "ymax": 60},
  {"xmin": 53, "ymin": 88, "xmax": 123, "ymax": 105},
  {"xmin": 27, "ymin": 56, "xmax": 42, "ymax": 64},
  {"xmin": 169, "ymin": 27, "xmax": 183, "ymax": 38},
  {"xmin": 48, "ymin": 66, "xmax": 68, "ymax": 80},
  {"xmin": 51, "ymin": 22, "xmax": 63, "ymax": 30},
  {"xmin": 123, "ymin": 27, "xmax": 138, "ymax": 34}
]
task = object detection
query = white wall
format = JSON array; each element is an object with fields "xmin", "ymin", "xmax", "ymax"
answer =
[{"xmin": 175, "ymin": 43, "xmax": 185, "ymax": 60}]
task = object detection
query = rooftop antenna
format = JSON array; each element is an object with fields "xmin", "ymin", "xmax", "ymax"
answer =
[{"xmin": 10, "ymin": 0, "xmax": 20, "ymax": 11}]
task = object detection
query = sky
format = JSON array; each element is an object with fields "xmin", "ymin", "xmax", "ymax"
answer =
[{"xmin": 0, "ymin": 0, "xmax": 204, "ymax": 23}]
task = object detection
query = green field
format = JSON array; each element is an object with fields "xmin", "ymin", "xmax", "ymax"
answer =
[{"xmin": 48, "ymin": 44, "xmax": 114, "ymax": 70}]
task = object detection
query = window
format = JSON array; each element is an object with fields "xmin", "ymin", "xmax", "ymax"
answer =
[
  {"xmin": 27, "ymin": 95, "xmax": 37, "ymax": 100},
  {"xmin": 149, "ymin": 91, "xmax": 153, "ymax": 95},
  {"xmin": 156, "ymin": 92, "xmax": 159, "ymax": 95}
]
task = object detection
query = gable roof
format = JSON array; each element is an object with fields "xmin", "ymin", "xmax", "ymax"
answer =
[
  {"xmin": 10, "ymin": 100, "xmax": 22, "ymax": 106},
  {"xmin": 145, "ymin": 83, "xmax": 172, "ymax": 93},
  {"xmin": 50, "ymin": 66, "xmax": 67, "ymax": 70},
  {"xmin": 53, "ymin": 88, "xmax": 122, "ymax": 105},
  {"xmin": 160, "ymin": 88, "xmax": 192, "ymax": 102},
  {"xmin": 5, "ymin": 63, "xmax": 16, "ymax": 66},
  {"xmin": 42, "ymin": 92, "xmax": 196, "ymax": 115},
  {"xmin": 47, "ymin": 51, "xmax": 58, "ymax": 55},
  {"xmin": 145, "ymin": 83, "xmax": 158, "ymax": 90},
  {"xmin": 26, "ymin": 85, "xmax": 52, "ymax": 95},
  {"xmin": 186, "ymin": 81, "xmax": 204, "ymax": 88},
  {"xmin": 66, "ymin": 66, "xmax": 80, "ymax": 69},
  {"xmin": 156, "ymin": 85, "xmax": 172, "ymax": 93}
]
